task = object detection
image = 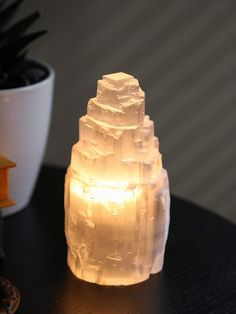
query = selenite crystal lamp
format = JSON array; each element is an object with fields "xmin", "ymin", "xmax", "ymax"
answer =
[{"xmin": 65, "ymin": 72, "xmax": 170, "ymax": 286}]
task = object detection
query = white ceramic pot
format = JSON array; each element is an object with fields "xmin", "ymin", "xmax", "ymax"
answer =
[{"xmin": 0, "ymin": 59, "xmax": 55, "ymax": 216}]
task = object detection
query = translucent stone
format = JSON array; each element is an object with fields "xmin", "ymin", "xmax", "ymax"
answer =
[{"xmin": 65, "ymin": 72, "xmax": 170, "ymax": 286}]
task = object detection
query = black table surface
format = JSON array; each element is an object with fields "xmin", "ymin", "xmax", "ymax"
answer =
[{"xmin": 1, "ymin": 166, "xmax": 236, "ymax": 314}]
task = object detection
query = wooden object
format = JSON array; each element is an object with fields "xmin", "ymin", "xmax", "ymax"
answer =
[
  {"xmin": 0, "ymin": 276, "xmax": 20, "ymax": 314},
  {"xmin": 0, "ymin": 155, "xmax": 16, "ymax": 208}
]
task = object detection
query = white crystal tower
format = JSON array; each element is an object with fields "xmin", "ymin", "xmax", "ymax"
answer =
[{"xmin": 65, "ymin": 72, "xmax": 170, "ymax": 286}]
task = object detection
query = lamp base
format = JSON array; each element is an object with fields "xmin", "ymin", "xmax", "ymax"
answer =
[{"xmin": 67, "ymin": 250, "xmax": 164, "ymax": 286}]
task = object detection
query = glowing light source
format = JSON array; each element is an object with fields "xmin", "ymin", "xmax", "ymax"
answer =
[
  {"xmin": 65, "ymin": 73, "xmax": 170, "ymax": 286},
  {"xmin": 70, "ymin": 179, "xmax": 140, "ymax": 203}
]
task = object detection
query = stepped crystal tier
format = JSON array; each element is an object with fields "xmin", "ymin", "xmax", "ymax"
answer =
[{"xmin": 65, "ymin": 72, "xmax": 170, "ymax": 286}]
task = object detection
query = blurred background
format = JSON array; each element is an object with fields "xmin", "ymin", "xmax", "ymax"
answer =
[{"xmin": 20, "ymin": 0, "xmax": 236, "ymax": 222}]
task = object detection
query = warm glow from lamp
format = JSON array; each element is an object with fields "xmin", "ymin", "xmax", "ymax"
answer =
[
  {"xmin": 70, "ymin": 179, "xmax": 140, "ymax": 204},
  {"xmin": 65, "ymin": 73, "xmax": 170, "ymax": 286}
]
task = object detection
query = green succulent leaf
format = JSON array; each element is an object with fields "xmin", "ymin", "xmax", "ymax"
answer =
[
  {"xmin": 0, "ymin": 11, "xmax": 41, "ymax": 53},
  {"xmin": 0, "ymin": 50, "xmax": 27, "ymax": 85},
  {"xmin": 3, "ymin": 30, "xmax": 46, "ymax": 58},
  {"xmin": 0, "ymin": 0, "xmax": 47, "ymax": 89},
  {"xmin": 0, "ymin": 0, "xmax": 23, "ymax": 31}
]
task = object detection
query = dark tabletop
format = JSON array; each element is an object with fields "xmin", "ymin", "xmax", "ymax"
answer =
[{"xmin": 1, "ymin": 166, "xmax": 236, "ymax": 314}]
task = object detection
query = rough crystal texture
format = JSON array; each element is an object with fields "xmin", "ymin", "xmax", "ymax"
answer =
[{"xmin": 65, "ymin": 72, "xmax": 170, "ymax": 286}]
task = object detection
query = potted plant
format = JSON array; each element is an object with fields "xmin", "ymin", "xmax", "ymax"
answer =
[{"xmin": 0, "ymin": 0, "xmax": 55, "ymax": 216}]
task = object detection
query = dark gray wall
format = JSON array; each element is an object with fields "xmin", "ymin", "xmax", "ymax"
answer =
[{"xmin": 20, "ymin": 0, "xmax": 236, "ymax": 221}]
